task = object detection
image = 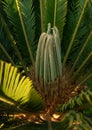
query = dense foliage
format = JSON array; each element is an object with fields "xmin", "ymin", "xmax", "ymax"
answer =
[{"xmin": 0, "ymin": 0, "xmax": 92, "ymax": 130}]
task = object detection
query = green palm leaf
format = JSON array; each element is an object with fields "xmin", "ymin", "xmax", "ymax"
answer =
[
  {"xmin": 0, "ymin": 14, "xmax": 29, "ymax": 74},
  {"xmin": 0, "ymin": 41, "xmax": 14, "ymax": 65},
  {"xmin": 71, "ymin": 31, "xmax": 92, "ymax": 72},
  {"xmin": 57, "ymin": 88, "xmax": 92, "ymax": 112},
  {"xmin": 0, "ymin": 1, "xmax": 92, "ymax": 129},
  {"xmin": 40, "ymin": 0, "xmax": 67, "ymax": 40},
  {"xmin": 63, "ymin": 0, "xmax": 89, "ymax": 66},
  {"xmin": 0, "ymin": 13, "xmax": 15, "ymax": 64},
  {"xmin": 61, "ymin": 0, "xmax": 92, "ymax": 84},
  {"xmin": 62, "ymin": 0, "xmax": 83, "ymax": 56},
  {"xmin": 0, "ymin": 60, "xmax": 44, "ymax": 112},
  {"xmin": 3, "ymin": 0, "xmax": 35, "ymax": 65}
]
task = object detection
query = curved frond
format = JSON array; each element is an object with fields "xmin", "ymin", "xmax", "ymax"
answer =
[
  {"xmin": 0, "ymin": 60, "xmax": 44, "ymax": 112},
  {"xmin": 56, "ymin": 88, "xmax": 92, "ymax": 112}
]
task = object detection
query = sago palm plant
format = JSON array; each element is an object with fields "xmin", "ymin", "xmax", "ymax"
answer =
[{"xmin": 0, "ymin": 0, "xmax": 92, "ymax": 130}]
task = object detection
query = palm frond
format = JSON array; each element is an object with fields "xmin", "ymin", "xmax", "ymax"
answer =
[
  {"xmin": 61, "ymin": 0, "xmax": 92, "ymax": 84},
  {"xmin": 73, "ymin": 51, "xmax": 92, "ymax": 78},
  {"xmin": 0, "ymin": 13, "xmax": 15, "ymax": 63},
  {"xmin": 77, "ymin": 73, "xmax": 92, "ymax": 88},
  {"xmin": 53, "ymin": 0, "xmax": 68, "ymax": 40},
  {"xmin": 0, "ymin": 41, "xmax": 14, "ymax": 65},
  {"xmin": 71, "ymin": 31, "xmax": 92, "ymax": 72},
  {"xmin": 15, "ymin": 0, "xmax": 35, "ymax": 65},
  {"xmin": 56, "ymin": 88, "xmax": 92, "ymax": 112},
  {"xmin": 71, "ymin": 31, "xmax": 92, "ymax": 83},
  {"xmin": 40, "ymin": 0, "xmax": 68, "ymax": 40},
  {"xmin": 57, "ymin": 111, "xmax": 92, "ymax": 130},
  {"xmin": 68, "ymin": 1, "xmax": 92, "ymax": 69},
  {"xmin": 62, "ymin": 0, "xmax": 92, "ymax": 65},
  {"xmin": 0, "ymin": 60, "xmax": 44, "ymax": 113},
  {"xmin": 61, "ymin": 0, "xmax": 83, "ymax": 60},
  {"xmin": 0, "ymin": 14, "xmax": 29, "ymax": 74},
  {"xmin": 3, "ymin": 0, "xmax": 35, "ymax": 65},
  {"xmin": 63, "ymin": 0, "xmax": 88, "ymax": 66}
]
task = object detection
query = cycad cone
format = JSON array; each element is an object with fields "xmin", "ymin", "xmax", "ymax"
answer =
[{"xmin": 35, "ymin": 23, "xmax": 62, "ymax": 85}]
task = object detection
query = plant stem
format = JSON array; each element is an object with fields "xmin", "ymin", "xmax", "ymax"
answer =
[
  {"xmin": 40, "ymin": 0, "xmax": 44, "ymax": 32},
  {"xmin": 53, "ymin": 0, "xmax": 57, "ymax": 26},
  {"xmin": 47, "ymin": 112, "xmax": 53, "ymax": 130}
]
